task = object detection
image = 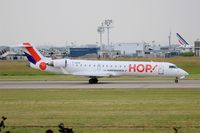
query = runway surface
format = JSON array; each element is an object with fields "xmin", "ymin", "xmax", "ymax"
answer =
[{"xmin": 0, "ymin": 80, "xmax": 199, "ymax": 89}]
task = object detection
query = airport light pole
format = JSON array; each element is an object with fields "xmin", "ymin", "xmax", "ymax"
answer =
[
  {"xmin": 103, "ymin": 19, "xmax": 113, "ymax": 46},
  {"xmin": 168, "ymin": 31, "xmax": 171, "ymax": 49},
  {"xmin": 97, "ymin": 23, "xmax": 105, "ymax": 45}
]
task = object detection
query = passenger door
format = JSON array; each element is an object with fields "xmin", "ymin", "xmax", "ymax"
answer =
[
  {"xmin": 158, "ymin": 64, "xmax": 164, "ymax": 75},
  {"xmin": 97, "ymin": 63, "xmax": 101, "ymax": 71}
]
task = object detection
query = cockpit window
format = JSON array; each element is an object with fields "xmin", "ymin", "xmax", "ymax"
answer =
[{"xmin": 169, "ymin": 65, "xmax": 177, "ymax": 69}]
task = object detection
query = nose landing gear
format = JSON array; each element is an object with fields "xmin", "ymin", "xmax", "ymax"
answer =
[
  {"xmin": 175, "ymin": 77, "xmax": 179, "ymax": 83},
  {"xmin": 89, "ymin": 77, "xmax": 98, "ymax": 84}
]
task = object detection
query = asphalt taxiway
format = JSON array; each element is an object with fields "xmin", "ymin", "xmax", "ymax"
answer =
[{"xmin": 0, "ymin": 80, "xmax": 199, "ymax": 89}]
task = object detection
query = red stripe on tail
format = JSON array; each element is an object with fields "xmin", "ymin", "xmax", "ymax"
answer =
[
  {"xmin": 178, "ymin": 40, "xmax": 184, "ymax": 45},
  {"xmin": 23, "ymin": 43, "xmax": 41, "ymax": 62}
]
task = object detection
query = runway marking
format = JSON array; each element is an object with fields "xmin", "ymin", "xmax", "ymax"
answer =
[{"xmin": 0, "ymin": 80, "xmax": 199, "ymax": 89}]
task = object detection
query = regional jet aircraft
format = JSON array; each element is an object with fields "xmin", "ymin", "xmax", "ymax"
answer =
[{"xmin": 22, "ymin": 42, "xmax": 188, "ymax": 84}]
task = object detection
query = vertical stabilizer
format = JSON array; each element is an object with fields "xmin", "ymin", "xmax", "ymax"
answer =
[
  {"xmin": 22, "ymin": 42, "xmax": 47, "ymax": 64},
  {"xmin": 176, "ymin": 33, "xmax": 189, "ymax": 46}
]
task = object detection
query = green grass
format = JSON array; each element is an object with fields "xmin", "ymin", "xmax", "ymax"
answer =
[
  {"xmin": 0, "ymin": 56, "xmax": 200, "ymax": 80},
  {"xmin": 1, "ymin": 89, "xmax": 200, "ymax": 133}
]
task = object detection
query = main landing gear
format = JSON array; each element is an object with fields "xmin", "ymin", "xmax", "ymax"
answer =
[
  {"xmin": 175, "ymin": 77, "xmax": 179, "ymax": 83},
  {"xmin": 89, "ymin": 77, "xmax": 98, "ymax": 84}
]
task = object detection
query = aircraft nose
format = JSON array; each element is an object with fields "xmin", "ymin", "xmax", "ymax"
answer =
[
  {"xmin": 185, "ymin": 71, "xmax": 189, "ymax": 76},
  {"xmin": 179, "ymin": 69, "xmax": 189, "ymax": 76}
]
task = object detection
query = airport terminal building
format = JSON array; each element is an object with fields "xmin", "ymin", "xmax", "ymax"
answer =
[
  {"xmin": 195, "ymin": 40, "xmax": 200, "ymax": 56},
  {"xmin": 113, "ymin": 43, "xmax": 144, "ymax": 57}
]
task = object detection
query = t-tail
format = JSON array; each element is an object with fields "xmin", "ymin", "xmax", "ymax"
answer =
[{"xmin": 22, "ymin": 42, "xmax": 51, "ymax": 71}]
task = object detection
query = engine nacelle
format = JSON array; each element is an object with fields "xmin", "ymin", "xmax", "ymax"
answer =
[{"xmin": 47, "ymin": 59, "xmax": 67, "ymax": 68}]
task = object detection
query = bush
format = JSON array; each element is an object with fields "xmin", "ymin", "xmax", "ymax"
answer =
[{"xmin": 180, "ymin": 52, "xmax": 194, "ymax": 56}]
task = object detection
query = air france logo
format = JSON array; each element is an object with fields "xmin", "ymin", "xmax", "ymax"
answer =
[{"xmin": 129, "ymin": 64, "xmax": 158, "ymax": 73}]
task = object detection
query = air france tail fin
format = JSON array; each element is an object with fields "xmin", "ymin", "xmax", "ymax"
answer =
[{"xmin": 176, "ymin": 33, "xmax": 189, "ymax": 46}]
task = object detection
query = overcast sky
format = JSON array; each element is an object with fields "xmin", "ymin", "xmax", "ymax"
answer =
[{"xmin": 0, "ymin": 0, "xmax": 199, "ymax": 46}]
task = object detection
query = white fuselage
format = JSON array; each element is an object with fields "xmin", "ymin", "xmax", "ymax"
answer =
[{"xmin": 31, "ymin": 59, "xmax": 188, "ymax": 79}]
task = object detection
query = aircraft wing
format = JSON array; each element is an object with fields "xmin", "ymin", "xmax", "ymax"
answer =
[{"xmin": 71, "ymin": 71, "xmax": 119, "ymax": 77}]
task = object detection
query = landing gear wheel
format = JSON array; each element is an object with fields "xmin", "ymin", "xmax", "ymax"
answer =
[
  {"xmin": 93, "ymin": 78, "xmax": 98, "ymax": 84},
  {"xmin": 89, "ymin": 78, "xmax": 98, "ymax": 84},
  {"xmin": 89, "ymin": 79, "xmax": 93, "ymax": 84},
  {"xmin": 175, "ymin": 77, "xmax": 179, "ymax": 83}
]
